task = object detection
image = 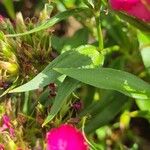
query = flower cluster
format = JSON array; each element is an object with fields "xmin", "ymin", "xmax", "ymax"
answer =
[{"xmin": 46, "ymin": 124, "xmax": 89, "ymax": 150}]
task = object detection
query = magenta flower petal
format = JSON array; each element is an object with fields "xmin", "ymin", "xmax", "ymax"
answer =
[
  {"xmin": 9, "ymin": 127, "xmax": 15, "ymax": 137},
  {"xmin": 46, "ymin": 124, "xmax": 89, "ymax": 150},
  {"xmin": 0, "ymin": 114, "xmax": 15, "ymax": 137},
  {"xmin": 110, "ymin": 0, "xmax": 150, "ymax": 22},
  {"xmin": 0, "ymin": 124, "xmax": 8, "ymax": 132},
  {"xmin": 2, "ymin": 115, "xmax": 11, "ymax": 128}
]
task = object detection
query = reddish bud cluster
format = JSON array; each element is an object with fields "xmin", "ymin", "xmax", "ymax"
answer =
[
  {"xmin": 71, "ymin": 100, "xmax": 83, "ymax": 111},
  {"xmin": 0, "ymin": 80, "xmax": 10, "ymax": 90},
  {"xmin": 48, "ymin": 83, "xmax": 57, "ymax": 98}
]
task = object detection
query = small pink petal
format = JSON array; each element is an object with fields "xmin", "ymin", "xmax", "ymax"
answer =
[
  {"xmin": 46, "ymin": 124, "xmax": 89, "ymax": 150},
  {"xmin": 0, "ymin": 114, "xmax": 15, "ymax": 137},
  {"xmin": 0, "ymin": 15, "xmax": 4, "ymax": 22},
  {"xmin": 0, "ymin": 124, "xmax": 8, "ymax": 132},
  {"xmin": 2, "ymin": 115, "xmax": 11, "ymax": 128},
  {"xmin": 9, "ymin": 127, "xmax": 15, "ymax": 137}
]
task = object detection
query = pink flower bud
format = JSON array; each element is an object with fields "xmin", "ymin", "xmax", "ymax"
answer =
[
  {"xmin": 46, "ymin": 124, "xmax": 89, "ymax": 150},
  {"xmin": 110, "ymin": 0, "xmax": 150, "ymax": 22},
  {"xmin": 0, "ymin": 15, "xmax": 4, "ymax": 22}
]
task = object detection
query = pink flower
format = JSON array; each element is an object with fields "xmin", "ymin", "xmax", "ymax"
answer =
[
  {"xmin": 0, "ymin": 15, "xmax": 4, "ymax": 22},
  {"xmin": 110, "ymin": 0, "xmax": 150, "ymax": 22},
  {"xmin": 2, "ymin": 115, "xmax": 11, "ymax": 128},
  {"xmin": 0, "ymin": 114, "xmax": 15, "ymax": 137},
  {"xmin": 0, "ymin": 144, "xmax": 4, "ymax": 150},
  {"xmin": 46, "ymin": 124, "xmax": 89, "ymax": 150}
]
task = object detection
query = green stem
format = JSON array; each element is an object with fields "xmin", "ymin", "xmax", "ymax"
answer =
[
  {"xmin": 23, "ymin": 91, "xmax": 29, "ymax": 114},
  {"xmin": 95, "ymin": 13, "xmax": 103, "ymax": 51},
  {"xmin": 82, "ymin": 117, "xmax": 97, "ymax": 150}
]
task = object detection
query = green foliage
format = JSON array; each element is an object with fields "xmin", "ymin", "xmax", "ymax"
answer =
[
  {"xmin": 51, "ymin": 28, "xmax": 89, "ymax": 52},
  {"xmin": 54, "ymin": 67, "xmax": 150, "ymax": 99},
  {"xmin": 2, "ymin": 0, "xmax": 15, "ymax": 19},
  {"xmin": 6, "ymin": 7, "xmax": 91, "ymax": 37},
  {"xmin": 84, "ymin": 91, "xmax": 128, "ymax": 133},
  {"xmin": 43, "ymin": 77, "xmax": 79, "ymax": 126},
  {"xmin": 0, "ymin": 0, "xmax": 150, "ymax": 149},
  {"xmin": 9, "ymin": 45, "xmax": 103, "ymax": 93}
]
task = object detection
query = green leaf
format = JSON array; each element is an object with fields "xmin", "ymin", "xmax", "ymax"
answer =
[
  {"xmin": 2, "ymin": 0, "xmax": 15, "ymax": 19},
  {"xmin": 42, "ymin": 77, "xmax": 79, "ymax": 126},
  {"xmin": 6, "ymin": 7, "xmax": 90, "ymax": 37},
  {"xmin": 116, "ymin": 12, "xmax": 150, "ymax": 33},
  {"xmin": 136, "ymin": 32, "xmax": 150, "ymax": 112},
  {"xmin": 54, "ymin": 68, "xmax": 150, "ymax": 99},
  {"xmin": 9, "ymin": 45, "xmax": 103, "ymax": 93},
  {"xmin": 138, "ymin": 32, "xmax": 150, "ymax": 73},
  {"xmin": 80, "ymin": 91, "xmax": 120, "ymax": 117},
  {"xmin": 52, "ymin": 28, "xmax": 89, "ymax": 52},
  {"xmin": 84, "ymin": 91, "xmax": 128, "ymax": 133},
  {"xmin": 136, "ymin": 99, "xmax": 150, "ymax": 111}
]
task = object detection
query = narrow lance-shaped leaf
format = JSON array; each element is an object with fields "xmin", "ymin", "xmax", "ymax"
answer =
[
  {"xmin": 84, "ymin": 91, "xmax": 128, "ymax": 134},
  {"xmin": 42, "ymin": 78, "xmax": 79, "ymax": 126},
  {"xmin": 2, "ymin": 0, "xmax": 15, "ymax": 19},
  {"xmin": 54, "ymin": 68, "xmax": 150, "ymax": 99},
  {"xmin": 6, "ymin": 8, "xmax": 90, "ymax": 37}
]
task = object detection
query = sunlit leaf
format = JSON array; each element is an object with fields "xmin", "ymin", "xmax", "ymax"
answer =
[
  {"xmin": 138, "ymin": 32, "xmax": 150, "ymax": 73},
  {"xmin": 54, "ymin": 67, "xmax": 150, "ymax": 99},
  {"xmin": 9, "ymin": 45, "xmax": 103, "ymax": 93}
]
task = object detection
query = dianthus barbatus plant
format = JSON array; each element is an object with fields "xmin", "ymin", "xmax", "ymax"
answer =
[{"xmin": 0, "ymin": 5, "xmax": 53, "ymax": 91}]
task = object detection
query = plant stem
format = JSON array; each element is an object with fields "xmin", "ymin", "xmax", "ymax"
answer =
[
  {"xmin": 95, "ymin": 14, "xmax": 104, "ymax": 51},
  {"xmin": 82, "ymin": 117, "xmax": 97, "ymax": 150}
]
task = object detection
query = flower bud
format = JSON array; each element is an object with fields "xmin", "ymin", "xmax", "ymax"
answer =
[
  {"xmin": 0, "ymin": 61, "xmax": 19, "ymax": 74},
  {"xmin": 15, "ymin": 12, "xmax": 26, "ymax": 33},
  {"xmin": 39, "ymin": 4, "xmax": 53, "ymax": 21},
  {"xmin": 0, "ymin": 40, "xmax": 16, "ymax": 61}
]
